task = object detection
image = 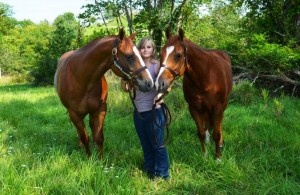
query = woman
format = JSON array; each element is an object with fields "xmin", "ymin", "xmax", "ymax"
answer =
[{"xmin": 122, "ymin": 37, "xmax": 170, "ymax": 180}]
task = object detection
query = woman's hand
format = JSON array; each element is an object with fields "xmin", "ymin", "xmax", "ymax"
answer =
[
  {"xmin": 154, "ymin": 86, "xmax": 172, "ymax": 105},
  {"xmin": 154, "ymin": 93, "xmax": 164, "ymax": 105}
]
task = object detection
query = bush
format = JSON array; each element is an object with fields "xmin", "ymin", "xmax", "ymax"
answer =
[
  {"xmin": 230, "ymin": 81, "xmax": 258, "ymax": 105},
  {"xmin": 245, "ymin": 34, "xmax": 300, "ymax": 72}
]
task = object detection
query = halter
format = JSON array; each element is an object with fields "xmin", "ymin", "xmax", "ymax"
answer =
[
  {"xmin": 112, "ymin": 38, "xmax": 148, "ymax": 80},
  {"xmin": 160, "ymin": 42, "xmax": 188, "ymax": 81}
]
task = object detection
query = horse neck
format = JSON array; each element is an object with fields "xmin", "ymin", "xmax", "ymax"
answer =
[
  {"xmin": 185, "ymin": 41, "xmax": 207, "ymax": 75},
  {"xmin": 76, "ymin": 37, "xmax": 115, "ymax": 80}
]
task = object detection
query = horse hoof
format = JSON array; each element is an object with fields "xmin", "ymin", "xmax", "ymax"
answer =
[{"xmin": 216, "ymin": 158, "xmax": 222, "ymax": 163}]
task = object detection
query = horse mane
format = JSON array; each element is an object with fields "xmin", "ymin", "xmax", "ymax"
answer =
[
  {"xmin": 80, "ymin": 35, "xmax": 117, "ymax": 50},
  {"xmin": 183, "ymin": 37, "xmax": 229, "ymax": 60}
]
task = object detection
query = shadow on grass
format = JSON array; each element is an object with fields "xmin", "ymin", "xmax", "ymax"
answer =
[{"xmin": 0, "ymin": 83, "xmax": 34, "ymax": 92}]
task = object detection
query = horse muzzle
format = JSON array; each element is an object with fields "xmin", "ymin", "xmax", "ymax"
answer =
[
  {"xmin": 155, "ymin": 78, "xmax": 170, "ymax": 93},
  {"xmin": 135, "ymin": 76, "xmax": 154, "ymax": 92}
]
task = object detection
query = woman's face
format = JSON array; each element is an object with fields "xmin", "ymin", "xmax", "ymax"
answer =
[{"xmin": 139, "ymin": 40, "xmax": 153, "ymax": 59}]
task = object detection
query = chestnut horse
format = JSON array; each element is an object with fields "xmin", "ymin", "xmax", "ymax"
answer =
[
  {"xmin": 54, "ymin": 28, "xmax": 154, "ymax": 158},
  {"xmin": 156, "ymin": 28, "xmax": 232, "ymax": 160}
]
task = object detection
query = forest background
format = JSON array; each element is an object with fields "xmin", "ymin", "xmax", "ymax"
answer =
[{"xmin": 0, "ymin": 0, "xmax": 299, "ymax": 95}]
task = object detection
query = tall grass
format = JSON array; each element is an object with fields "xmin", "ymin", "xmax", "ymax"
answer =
[{"xmin": 0, "ymin": 76, "xmax": 299, "ymax": 194}]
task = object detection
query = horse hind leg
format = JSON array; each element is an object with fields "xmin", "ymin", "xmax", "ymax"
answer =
[
  {"xmin": 68, "ymin": 110, "xmax": 91, "ymax": 157},
  {"xmin": 89, "ymin": 102, "xmax": 107, "ymax": 159},
  {"xmin": 204, "ymin": 114, "xmax": 211, "ymax": 144},
  {"xmin": 212, "ymin": 109, "xmax": 225, "ymax": 161}
]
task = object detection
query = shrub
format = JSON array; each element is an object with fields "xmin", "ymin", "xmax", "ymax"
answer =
[
  {"xmin": 230, "ymin": 81, "xmax": 258, "ymax": 105},
  {"xmin": 245, "ymin": 34, "xmax": 300, "ymax": 72}
]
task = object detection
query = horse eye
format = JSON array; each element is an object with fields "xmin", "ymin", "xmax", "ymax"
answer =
[
  {"xmin": 127, "ymin": 55, "xmax": 135, "ymax": 64},
  {"xmin": 174, "ymin": 53, "xmax": 182, "ymax": 61}
]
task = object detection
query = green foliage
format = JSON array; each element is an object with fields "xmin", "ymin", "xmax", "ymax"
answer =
[
  {"xmin": 272, "ymin": 97, "xmax": 284, "ymax": 118},
  {"xmin": 51, "ymin": 13, "xmax": 79, "ymax": 54},
  {"xmin": 31, "ymin": 13, "xmax": 79, "ymax": 85},
  {"xmin": 261, "ymin": 88, "xmax": 269, "ymax": 104},
  {"xmin": 0, "ymin": 19, "xmax": 53, "ymax": 83},
  {"xmin": 0, "ymin": 3, "xmax": 17, "ymax": 35},
  {"xmin": 183, "ymin": 0, "xmax": 299, "ymax": 80},
  {"xmin": 245, "ymin": 34, "xmax": 300, "ymax": 72},
  {"xmin": 230, "ymin": 81, "xmax": 258, "ymax": 105},
  {"xmin": 80, "ymin": 27, "xmax": 109, "ymax": 46},
  {"xmin": 232, "ymin": 0, "xmax": 300, "ymax": 46},
  {"xmin": 1, "ymin": 0, "xmax": 299, "ymax": 89}
]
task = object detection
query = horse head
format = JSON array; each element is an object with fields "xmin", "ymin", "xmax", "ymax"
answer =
[
  {"xmin": 111, "ymin": 28, "xmax": 154, "ymax": 92},
  {"xmin": 155, "ymin": 28, "xmax": 187, "ymax": 93}
]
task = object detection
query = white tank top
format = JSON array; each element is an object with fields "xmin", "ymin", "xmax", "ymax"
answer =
[{"xmin": 134, "ymin": 63, "xmax": 158, "ymax": 112}]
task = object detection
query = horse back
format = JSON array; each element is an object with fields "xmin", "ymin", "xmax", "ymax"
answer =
[{"xmin": 210, "ymin": 49, "xmax": 233, "ymax": 95}]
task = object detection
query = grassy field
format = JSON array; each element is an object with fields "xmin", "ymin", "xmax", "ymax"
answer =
[{"xmin": 0, "ymin": 75, "xmax": 299, "ymax": 194}]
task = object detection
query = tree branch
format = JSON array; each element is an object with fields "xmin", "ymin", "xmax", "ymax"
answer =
[{"xmin": 234, "ymin": 72, "xmax": 300, "ymax": 86}]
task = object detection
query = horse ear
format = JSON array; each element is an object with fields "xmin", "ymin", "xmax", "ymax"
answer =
[
  {"xmin": 119, "ymin": 27, "xmax": 126, "ymax": 40},
  {"xmin": 129, "ymin": 32, "xmax": 136, "ymax": 40},
  {"xmin": 165, "ymin": 27, "xmax": 171, "ymax": 39},
  {"xmin": 178, "ymin": 28, "xmax": 184, "ymax": 40}
]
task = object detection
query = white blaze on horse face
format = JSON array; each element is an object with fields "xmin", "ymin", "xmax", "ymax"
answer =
[
  {"xmin": 133, "ymin": 46, "xmax": 146, "ymax": 67},
  {"xmin": 155, "ymin": 46, "xmax": 175, "ymax": 89},
  {"xmin": 163, "ymin": 46, "xmax": 175, "ymax": 65},
  {"xmin": 133, "ymin": 46, "xmax": 154, "ymax": 86}
]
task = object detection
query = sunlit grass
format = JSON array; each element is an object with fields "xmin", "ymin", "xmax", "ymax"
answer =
[{"xmin": 0, "ymin": 76, "xmax": 299, "ymax": 194}]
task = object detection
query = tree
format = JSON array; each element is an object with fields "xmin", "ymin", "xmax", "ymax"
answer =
[
  {"xmin": 231, "ymin": 0, "xmax": 300, "ymax": 46},
  {"xmin": 133, "ymin": 0, "xmax": 198, "ymax": 51},
  {"xmin": 0, "ymin": 21, "xmax": 53, "ymax": 79},
  {"xmin": 0, "ymin": 3, "xmax": 17, "ymax": 36},
  {"xmin": 79, "ymin": 0, "xmax": 126, "ymax": 34},
  {"xmin": 78, "ymin": 0, "xmax": 201, "ymax": 51},
  {"xmin": 31, "ymin": 13, "xmax": 79, "ymax": 85}
]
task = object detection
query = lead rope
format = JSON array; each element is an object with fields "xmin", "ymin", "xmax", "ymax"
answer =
[{"xmin": 152, "ymin": 92, "xmax": 172, "ymax": 147}]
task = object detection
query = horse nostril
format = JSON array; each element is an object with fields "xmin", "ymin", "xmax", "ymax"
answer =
[
  {"xmin": 161, "ymin": 81, "xmax": 165, "ymax": 88},
  {"xmin": 147, "ymin": 80, "xmax": 153, "ymax": 89}
]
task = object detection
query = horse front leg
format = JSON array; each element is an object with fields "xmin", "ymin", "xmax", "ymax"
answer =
[
  {"xmin": 89, "ymin": 101, "xmax": 107, "ymax": 159},
  {"xmin": 189, "ymin": 107, "xmax": 207, "ymax": 157},
  {"xmin": 68, "ymin": 110, "xmax": 91, "ymax": 157}
]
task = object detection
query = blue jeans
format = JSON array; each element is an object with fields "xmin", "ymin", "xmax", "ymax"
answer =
[{"xmin": 134, "ymin": 107, "xmax": 170, "ymax": 179}]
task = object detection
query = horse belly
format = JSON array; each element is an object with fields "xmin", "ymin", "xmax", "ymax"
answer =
[{"xmin": 183, "ymin": 76, "xmax": 224, "ymax": 112}]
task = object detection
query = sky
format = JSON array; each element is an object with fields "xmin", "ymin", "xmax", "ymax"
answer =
[{"xmin": 1, "ymin": 0, "xmax": 90, "ymax": 23}]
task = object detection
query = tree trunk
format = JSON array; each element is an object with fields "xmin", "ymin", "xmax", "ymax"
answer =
[
  {"xmin": 295, "ymin": 13, "xmax": 300, "ymax": 46},
  {"xmin": 95, "ymin": 0, "xmax": 109, "ymax": 34},
  {"xmin": 123, "ymin": 1, "xmax": 133, "ymax": 34}
]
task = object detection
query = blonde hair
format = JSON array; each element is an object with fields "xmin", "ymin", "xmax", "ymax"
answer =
[{"xmin": 137, "ymin": 37, "xmax": 158, "ymax": 63}]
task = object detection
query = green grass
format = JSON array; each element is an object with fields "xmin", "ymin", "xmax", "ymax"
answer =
[{"xmin": 0, "ymin": 76, "xmax": 299, "ymax": 194}]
